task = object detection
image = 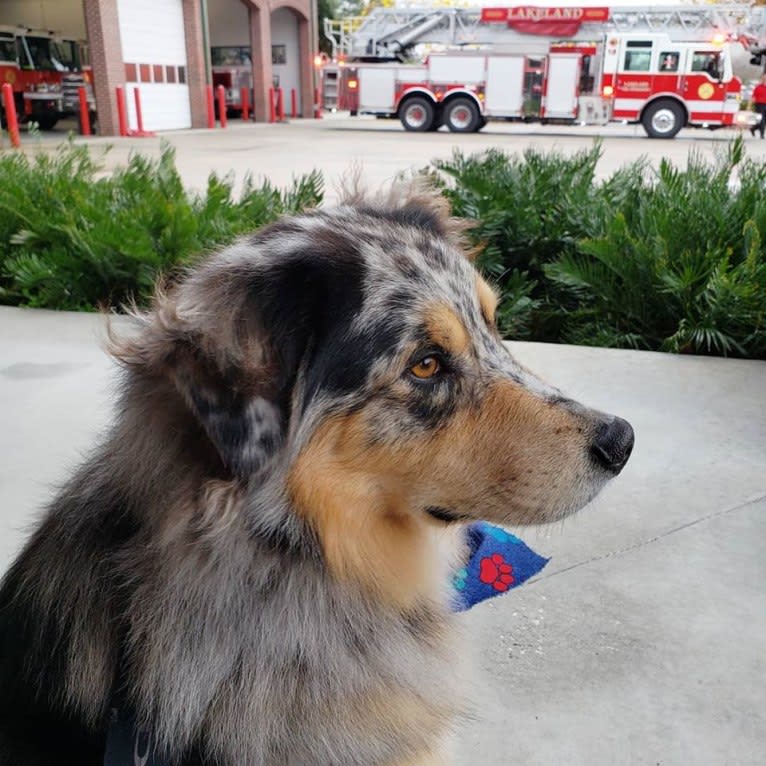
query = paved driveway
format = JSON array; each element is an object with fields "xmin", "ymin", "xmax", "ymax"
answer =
[{"xmin": 15, "ymin": 113, "xmax": 766, "ymax": 203}]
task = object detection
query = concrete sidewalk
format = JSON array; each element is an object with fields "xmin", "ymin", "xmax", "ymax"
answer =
[{"xmin": 0, "ymin": 306, "xmax": 764, "ymax": 765}]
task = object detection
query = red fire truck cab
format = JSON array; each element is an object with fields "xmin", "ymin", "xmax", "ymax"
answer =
[{"xmin": 0, "ymin": 26, "xmax": 92, "ymax": 131}]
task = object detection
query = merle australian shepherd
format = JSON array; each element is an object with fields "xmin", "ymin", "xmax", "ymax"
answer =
[{"xmin": 0, "ymin": 186, "xmax": 633, "ymax": 765}]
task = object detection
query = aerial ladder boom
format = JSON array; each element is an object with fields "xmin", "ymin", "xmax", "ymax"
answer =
[{"xmin": 324, "ymin": 4, "xmax": 766, "ymax": 62}]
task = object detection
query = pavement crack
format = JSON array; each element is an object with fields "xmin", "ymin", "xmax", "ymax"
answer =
[{"xmin": 532, "ymin": 492, "xmax": 766, "ymax": 584}]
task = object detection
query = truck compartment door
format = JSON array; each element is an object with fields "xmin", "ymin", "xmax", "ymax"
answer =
[
  {"xmin": 358, "ymin": 67, "xmax": 396, "ymax": 112},
  {"xmin": 484, "ymin": 56, "xmax": 525, "ymax": 117},
  {"xmin": 543, "ymin": 54, "xmax": 580, "ymax": 119}
]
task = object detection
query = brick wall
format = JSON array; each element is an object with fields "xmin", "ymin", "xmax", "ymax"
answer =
[
  {"xmin": 182, "ymin": 0, "xmax": 210, "ymax": 128},
  {"xmin": 245, "ymin": 0, "xmax": 317, "ymax": 122},
  {"xmin": 83, "ymin": 0, "xmax": 125, "ymax": 136}
]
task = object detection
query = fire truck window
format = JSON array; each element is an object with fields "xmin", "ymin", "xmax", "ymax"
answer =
[
  {"xmin": 659, "ymin": 52, "xmax": 679, "ymax": 72},
  {"xmin": 623, "ymin": 42, "xmax": 652, "ymax": 72},
  {"xmin": 579, "ymin": 55, "xmax": 595, "ymax": 95},
  {"xmin": 691, "ymin": 51, "xmax": 720, "ymax": 79},
  {"xmin": 50, "ymin": 41, "xmax": 78, "ymax": 72},
  {"xmin": 0, "ymin": 38, "xmax": 16, "ymax": 63},
  {"xmin": 26, "ymin": 37, "xmax": 55, "ymax": 70}
]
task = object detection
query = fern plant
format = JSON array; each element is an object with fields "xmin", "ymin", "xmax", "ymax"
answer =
[{"xmin": 0, "ymin": 140, "xmax": 323, "ymax": 310}]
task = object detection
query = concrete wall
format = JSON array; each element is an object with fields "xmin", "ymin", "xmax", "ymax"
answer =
[
  {"xmin": 208, "ymin": 0, "xmax": 249, "ymax": 47},
  {"xmin": 2, "ymin": 0, "xmax": 86, "ymax": 38}
]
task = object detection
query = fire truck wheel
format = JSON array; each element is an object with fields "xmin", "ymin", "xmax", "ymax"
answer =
[
  {"xmin": 399, "ymin": 97, "xmax": 435, "ymax": 132},
  {"xmin": 35, "ymin": 116, "xmax": 58, "ymax": 131},
  {"xmin": 444, "ymin": 98, "xmax": 481, "ymax": 133},
  {"xmin": 642, "ymin": 99, "xmax": 685, "ymax": 139}
]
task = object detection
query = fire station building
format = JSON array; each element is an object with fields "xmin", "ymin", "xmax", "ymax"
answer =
[{"xmin": 2, "ymin": 0, "xmax": 318, "ymax": 134}]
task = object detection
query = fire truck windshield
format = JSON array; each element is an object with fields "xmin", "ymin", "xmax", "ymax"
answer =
[
  {"xmin": 0, "ymin": 36, "xmax": 16, "ymax": 63},
  {"xmin": 25, "ymin": 36, "xmax": 78, "ymax": 71}
]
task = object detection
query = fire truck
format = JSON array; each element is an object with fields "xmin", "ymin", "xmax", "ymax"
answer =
[
  {"xmin": 324, "ymin": 4, "xmax": 765, "ymax": 138},
  {"xmin": 0, "ymin": 26, "xmax": 93, "ymax": 131}
]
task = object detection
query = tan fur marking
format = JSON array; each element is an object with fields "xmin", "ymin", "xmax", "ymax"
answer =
[
  {"xmin": 288, "ymin": 412, "xmax": 463, "ymax": 609},
  {"xmin": 476, "ymin": 276, "xmax": 499, "ymax": 326},
  {"xmin": 424, "ymin": 304, "xmax": 470, "ymax": 356},
  {"xmin": 288, "ymin": 378, "xmax": 589, "ymax": 605}
]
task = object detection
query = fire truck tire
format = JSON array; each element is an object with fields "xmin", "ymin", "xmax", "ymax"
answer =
[
  {"xmin": 642, "ymin": 99, "xmax": 685, "ymax": 139},
  {"xmin": 444, "ymin": 98, "xmax": 481, "ymax": 133},
  {"xmin": 399, "ymin": 96, "xmax": 435, "ymax": 132},
  {"xmin": 35, "ymin": 116, "xmax": 58, "ymax": 131}
]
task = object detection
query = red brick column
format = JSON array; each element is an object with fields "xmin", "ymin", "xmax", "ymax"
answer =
[
  {"xmin": 247, "ymin": 2, "xmax": 273, "ymax": 123},
  {"xmin": 244, "ymin": 0, "xmax": 315, "ymax": 122},
  {"xmin": 82, "ymin": 0, "xmax": 125, "ymax": 136},
  {"xmin": 182, "ymin": 0, "xmax": 209, "ymax": 128},
  {"xmin": 298, "ymin": 15, "xmax": 313, "ymax": 118}
]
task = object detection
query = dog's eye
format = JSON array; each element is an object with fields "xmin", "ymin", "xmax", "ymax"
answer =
[{"xmin": 410, "ymin": 356, "xmax": 441, "ymax": 380}]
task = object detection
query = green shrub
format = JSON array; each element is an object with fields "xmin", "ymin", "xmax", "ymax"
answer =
[
  {"xmin": 434, "ymin": 137, "xmax": 766, "ymax": 359},
  {"xmin": 0, "ymin": 141, "xmax": 323, "ymax": 310}
]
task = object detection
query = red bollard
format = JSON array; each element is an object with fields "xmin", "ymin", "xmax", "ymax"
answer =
[
  {"xmin": 314, "ymin": 87, "xmax": 322, "ymax": 119},
  {"xmin": 206, "ymin": 85, "xmax": 215, "ymax": 129},
  {"xmin": 291, "ymin": 88, "xmax": 297, "ymax": 119},
  {"xmin": 268, "ymin": 87, "xmax": 276, "ymax": 123},
  {"xmin": 1, "ymin": 83, "xmax": 21, "ymax": 147},
  {"xmin": 277, "ymin": 88, "xmax": 285, "ymax": 122},
  {"xmin": 133, "ymin": 87, "xmax": 146, "ymax": 133},
  {"xmin": 115, "ymin": 86, "xmax": 128, "ymax": 136},
  {"xmin": 78, "ymin": 86, "xmax": 91, "ymax": 136},
  {"xmin": 240, "ymin": 87, "xmax": 250, "ymax": 121},
  {"xmin": 216, "ymin": 85, "xmax": 227, "ymax": 128}
]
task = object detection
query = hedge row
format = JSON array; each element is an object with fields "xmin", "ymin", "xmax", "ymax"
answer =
[{"xmin": 1, "ymin": 138, "xmax": 763, "ymax": 359}]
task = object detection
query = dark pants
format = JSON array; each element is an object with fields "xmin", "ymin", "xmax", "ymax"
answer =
[{"xmin": 752, "ymin": 104, "xmax": 766, "ymax": 138}]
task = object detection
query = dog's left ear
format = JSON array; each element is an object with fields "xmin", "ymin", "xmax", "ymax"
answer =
[{"xmin": 140, "ymin": 240, "xmax": 365, "ymax": 478}]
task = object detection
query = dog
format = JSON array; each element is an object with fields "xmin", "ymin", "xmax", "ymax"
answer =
[{"xmin": 0, "ymin": 185, "xmax": 634, "ymax": 765}]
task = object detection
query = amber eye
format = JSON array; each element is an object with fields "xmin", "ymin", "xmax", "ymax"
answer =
[{"xmin": 410, "ymin": 356, "xmax": 441, "ymax": 380}]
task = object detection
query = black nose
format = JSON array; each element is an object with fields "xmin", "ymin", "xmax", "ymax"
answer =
[{"xmin": 590, "ymin": 417, "xmax": 635, "ymax": 474}]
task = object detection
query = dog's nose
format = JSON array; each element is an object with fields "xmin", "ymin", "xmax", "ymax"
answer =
[{"xmin": 590, "ymin": 417, "xmax": 635, "ymax": 474}]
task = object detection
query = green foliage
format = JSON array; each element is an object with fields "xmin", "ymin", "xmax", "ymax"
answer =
[
  {"xmin": 0, "ymin": 141, "xmax": 322, "ymax": 310},
  {"xmin": 433, "ymin": 137, "xmax": 766, "ymax": 359}
]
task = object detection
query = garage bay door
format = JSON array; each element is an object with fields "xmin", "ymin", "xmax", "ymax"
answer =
[{"xmin": 118, "ymin": 0, "xmax": 191, "ymax": 131}]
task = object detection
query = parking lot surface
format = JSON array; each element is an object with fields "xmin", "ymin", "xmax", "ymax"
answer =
[{"xmin": 15, "ymin": 112, "xmax": 766, "ymax": 202}]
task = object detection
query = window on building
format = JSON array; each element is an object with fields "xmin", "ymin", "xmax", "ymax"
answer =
[
  {"xmin": 272, "ymin": 45, "xmax": 287, "ymax": 65},
  {"xmin": 623, "ymin": 41, "xmax": 652, "ymax": 72},
  {"xmin": 659, "ymin": 51, "xmax": 679, "ymax": 72},
  {"xmin": 211, "ymin": 46, "xmax": 251, "ymax": 66}
]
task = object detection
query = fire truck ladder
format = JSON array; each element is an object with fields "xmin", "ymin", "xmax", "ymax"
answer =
[{"xmin": 324, "ymin": 4, "xmax": 761, "ymax": 61}]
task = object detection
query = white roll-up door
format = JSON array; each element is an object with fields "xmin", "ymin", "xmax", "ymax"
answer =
[{"xmin": 117, "ymin": 0, "xmax": 191, "ymax": 131}]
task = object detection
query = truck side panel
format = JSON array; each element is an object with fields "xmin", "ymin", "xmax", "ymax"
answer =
[
  {"xmin": 543, "ymin": 54, "xmax": 580, "ymax": 118},
  {"xmin": 484, "ymin": 56, "xmax": 525, "ymax": 117},
  {"xmin": 429, "ymin": 55, "xmax": 485, "ymax": 83},
  {"xmin": 358, "ymin": 67, "xmax": 397, "ymax": 111}
]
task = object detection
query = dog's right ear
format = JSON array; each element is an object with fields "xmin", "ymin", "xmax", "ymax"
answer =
[{"xmin": 114, "ymin": 238, "xmax": 365, "ymax": 479}]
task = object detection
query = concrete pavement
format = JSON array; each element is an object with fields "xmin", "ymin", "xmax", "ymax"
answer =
[
  {"xmin": 2, "ymin": 118, "xmax": 765, "ymax": 763},
  {"xmin": 12, "ymin": 113, "xmax": 766, "ymax": 203},
  {"xmin": 1, "ymin": 306, "xmax": 764, "ymax": 765}
]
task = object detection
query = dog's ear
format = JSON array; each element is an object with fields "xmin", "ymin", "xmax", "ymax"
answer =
[{"xmin": 127, "ymin": 236, "xmax": 365, "ymax": 478}]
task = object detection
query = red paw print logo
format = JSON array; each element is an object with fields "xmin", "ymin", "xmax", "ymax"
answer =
[{"xmin": 479, "ymin": 554, "xmax": 515, "ymax": 592}]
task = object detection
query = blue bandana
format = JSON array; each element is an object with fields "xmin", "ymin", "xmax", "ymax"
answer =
[{"xmin": 452, "ymin": 522, "xmax": 550, "ymax": 612}]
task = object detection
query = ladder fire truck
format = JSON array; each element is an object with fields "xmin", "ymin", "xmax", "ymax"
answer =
[{"xmin": 323, "ymin": 4, "xmax": 766, "ymax": 138}]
